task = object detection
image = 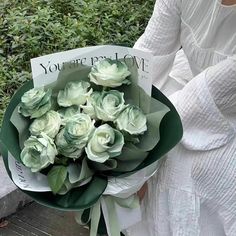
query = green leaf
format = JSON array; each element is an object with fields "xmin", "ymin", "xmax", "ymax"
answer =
[{"xmin": 47, "ymin": 165, "xmax": 67, "ymax": 194}]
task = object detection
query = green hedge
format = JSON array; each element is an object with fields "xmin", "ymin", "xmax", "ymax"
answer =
[{"xmin": 0, "ymin": 0, "xmax": 155, "ymax": 125}]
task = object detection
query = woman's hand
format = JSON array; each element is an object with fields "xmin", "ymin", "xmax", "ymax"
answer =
[{"xmin": 137, "ymin": 182, "xmax": 148, "ymax": 201}]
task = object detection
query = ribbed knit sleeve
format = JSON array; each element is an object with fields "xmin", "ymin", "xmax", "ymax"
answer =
[
  {"xmin": 169, "ymin": 58, "xmax": 236, "ymax": 151},
  {"xmin": 134, "ymin": 0, "xmax": 182, "ymax": 89}
]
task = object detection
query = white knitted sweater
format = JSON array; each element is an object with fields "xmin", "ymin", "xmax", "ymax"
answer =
[{"xmin": 127, "ymin": 0, "xmax": 236, "ymax": 235}]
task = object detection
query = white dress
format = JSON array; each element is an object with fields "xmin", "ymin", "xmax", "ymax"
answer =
[{"xmin": 127, "ymin": 0, "xmax": 236, "ymax": 235}]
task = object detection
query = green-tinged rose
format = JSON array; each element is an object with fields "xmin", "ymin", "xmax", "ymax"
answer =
[
  {"xmin": 55, "ymin": 129, "xmax": 83, "ymax": 159},
  {"xmin": 20, "ymin": 133, "xmax": 57, "ymax": 172},
  {"xmin": 57, "ymin": 81, "xmax": 92, "ymax": 107},
  {"xmin": 29, "ymin": 111, "xmax": 62, "ymax": 138},
  {"xmin": 89, "ymin": 59, "xmax": 131, "ymax": 88},
  {"xmin": 80, "ymin": 92, "xmax": 100, "ymax": 119},
  {"xmin": 94, "ymin": 90, "xmax": 126, "ymax": 121},
  {"xmin": 58, "ymin": 106, "xmax": 80, "ymax": 125},
  {"xmin": 64, "ymin": 114, "xmax": 95, "ymax": 147},
  {"xmin": 19, "ymin": 88, "xmax": 52, "ymax": 118},
  {"xmin": 85, "ymin": 124, "xmax": 124, "ymax": 163},
  {"xmin": 55, "ymin": 113, "xmax": 95, "ymax": 158},
  {"xmin": 115, "ymin": 105, "xmax": 147, "ymax": 135}
]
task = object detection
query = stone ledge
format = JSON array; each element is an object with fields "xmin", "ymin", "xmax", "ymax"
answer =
[{"xmin": 0, "ymin": 157, "xmax": 32, "ymax": 219}]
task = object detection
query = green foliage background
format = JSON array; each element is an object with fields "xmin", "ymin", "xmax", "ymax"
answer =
[{"xmin": 0, "ymin": 0, "xmax": 154, "ymax": 125}]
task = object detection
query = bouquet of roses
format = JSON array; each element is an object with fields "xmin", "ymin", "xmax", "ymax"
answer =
[{"xmin": 0, "ymin": 47, "xmax": 182, "ymax": 236}]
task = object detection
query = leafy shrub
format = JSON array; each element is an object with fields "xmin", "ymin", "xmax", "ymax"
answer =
[{"xmin": 0, "ymin": 0, "xmax": 154, "ymax": 124}]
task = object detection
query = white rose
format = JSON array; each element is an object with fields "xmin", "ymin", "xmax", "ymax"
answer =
[
  {"xmin": 94, "ymin": 90, "xmax": 126, "ymax": 122},
  {"xmin": 21, "ymin": 133, "xmax": 57, "ymax": 172},
  {"xmin": 19, "ymin": 88, "xmax": 52, "ymax": 118},
  {"xmin": 29, "ymin": 110, "xmax": 62, "ymax": 138},
  {"xmin": 89, "ymin": 59, "xmax": 131, "ymax": 88},
  {"xmin": 115, "ymin": 105, "xmax": 147, "ymax": 135},
  {"xmin": 85, "ymin": 124, "xmax": 124, "ymax": 163},
  {"xmin": 57, "ymin": 81, "xmax": 92, "ymax": 107}
]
